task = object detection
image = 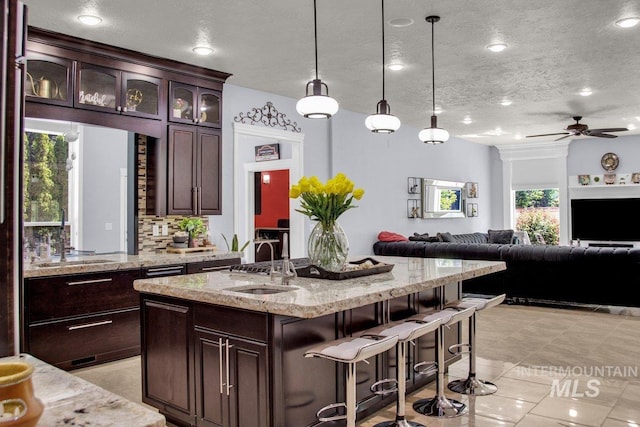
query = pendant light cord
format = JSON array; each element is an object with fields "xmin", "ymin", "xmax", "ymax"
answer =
[
  {"xmin": 381, "ymin": 0, "xmax": 385, "ymax": 100},
  {"xmin": 430, "ymin": 18, "xmax": 436, "ymax": 116},
  {"xmin": 314, "ymin": 0, "xmax": 319, "ymax": 80}
]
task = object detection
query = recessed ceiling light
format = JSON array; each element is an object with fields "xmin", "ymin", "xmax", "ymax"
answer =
[
  {"xmin": 579, "ymin": 87, "xmax": 592, "ymax": 96},
  {"xmin": 501, "ymin": 99, "xmax": 512, "ymax": 106},
  {"xmin": 192, "ymin": 46, "xmax": 214, "ymax": 55},
  {"xmin": 486, "ymin": 43, "xmax": 507, "ymax": 53},
  {"xmin": 387, "ymin": 63, "xmax": 404, "ymax": 71},
  {"xmin": 77, "ymin": 15, "xmax": 102, "ymax": 26},
  {"xmin": 616, "ymin": 17, "xmax": 640, "ymax": 28},
  {"xmin": 628, "ymin": 124, "xmax": 637, "ymax": 130},
  {"xmin": 434, "ymin": 107, "xmax": 443, "ymax": 115},
  {"xmin": 389, "ymin": 17, "xmax": 413, "ymax": 27},
  {"xmin": 515, "ymin": 134, "xmax": 523, "ymax": 140},
  {"xmin": 462, "ymin": 117, "xmax": 472, "ymax": 124}
]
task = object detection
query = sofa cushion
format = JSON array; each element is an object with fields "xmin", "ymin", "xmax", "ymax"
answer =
[
  {"xmin": 488, "ymin": 229, "xmax": 514, "ymax": 244},
  {"xmin": 437, "ymin": 232, "xmax": 455, "ymax": 242},
  {"xmin": 451, "ymin": 232, "xmax": 489, "ymax": 244},
  {"xmin": 409, "ymin": 232, "xmax": 439, "ymax": 242}
]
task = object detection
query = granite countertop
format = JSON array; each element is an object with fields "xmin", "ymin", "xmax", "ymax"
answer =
[
  {"xmin": 23, "ymin": 250, "xmax": 242, "ymax": 278},
  {"xmin": 0, "ymin": 354, "xmax": 165, "ymax": 427},
  {"xmin": 133, "ymin": 255, "xmax": 506, "ymax": 319}
]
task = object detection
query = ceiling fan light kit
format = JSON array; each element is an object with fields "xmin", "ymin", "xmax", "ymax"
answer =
[
  {"xmin": 365, "ymin": 0, "xmax": 401, "ymax": 133},
  {"xmin": 419, "ymin": 15, "xmax": 449, "ymax": 144},
  {"xmin": 296, "ymin": 0, "xmax": 339, "ymax": 119}
]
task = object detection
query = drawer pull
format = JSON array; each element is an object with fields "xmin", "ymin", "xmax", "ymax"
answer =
[
  {"xmin": 146, "ymin": 266, "xmax": 184, "ymax": 274},
  {"xmin": 67, "ymin": 320, "xmax": 113, "ymax": 330},
  {"xmin": 66, "ymin": 278, "xmax": 113, "ymax": 286},
  {"xmin": 201, "ymin": 266, "xmax": 224, "ymax": 272}
]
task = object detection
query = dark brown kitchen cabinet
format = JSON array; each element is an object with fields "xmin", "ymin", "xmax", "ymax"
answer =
[
  {"xmin": 25, "ymin": 52, "xmax": 73, "ymax": 107},
  {"xmin": 168, "ymin": 125, "xmax": 222, "ymax": 215},
  {"xmin": 77, "ymin": 63, "xmax": 163, "ymax": 119},
  {"xmin": 170, "ymin": 81, "xmax": 221, "ymax": 128},
  {"xmin": 141, "ymin": 297, "xmax": 195, "ymax": 426},
  {"xmin": 22, "ymin": 269, "xmax": 141, "ymax": 370}
]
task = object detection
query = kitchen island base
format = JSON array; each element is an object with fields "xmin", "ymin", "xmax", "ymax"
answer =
[{"xmin": 140, "ymin": 282, "xmax": 462, "ymax": 427}]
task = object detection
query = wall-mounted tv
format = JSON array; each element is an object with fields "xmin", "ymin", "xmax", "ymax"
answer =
[{"xmin": 570, "ymin": 198, "xmax": 640, "ymax": 242}]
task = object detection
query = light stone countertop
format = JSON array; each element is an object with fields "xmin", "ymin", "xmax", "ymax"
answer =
[
  {"xmin": 0, "ymin": 354, "xmax": 165, "ymax": 427},
  {"xmin": 23, "ymin": 251, "xmax": 242, "ymax": 278},
  {"xmin": 133, "ymin": 256, "xmax": 506, "ymax": 319}
]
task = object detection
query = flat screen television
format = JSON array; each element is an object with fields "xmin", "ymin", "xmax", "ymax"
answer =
[{"xmin": 571, "ymin": 198, "xmax": 640, "ymax": 242}]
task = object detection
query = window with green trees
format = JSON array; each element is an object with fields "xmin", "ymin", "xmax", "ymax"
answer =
[
  {"xmin": 23, "ymin": 131, "xmax": 69, "ymax": 246},
  {"xmin": 514, "ymin": 189, "xmax": 560, "ymax": 245}
]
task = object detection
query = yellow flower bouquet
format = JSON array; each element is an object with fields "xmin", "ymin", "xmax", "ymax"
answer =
[{"xmin": 289, "ymin": 173, "xmax": 364, "ymax": 271}]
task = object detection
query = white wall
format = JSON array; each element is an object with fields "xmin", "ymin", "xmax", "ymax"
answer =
[
  {"xmin": 80, "ymin": 125, "xmax": 128, "ymax": 253},
  {"xmin": 567, "ymin": 134, "xmax": 640, "ymax": 176},
  {"xmin": 219, "ymin": 84, "xmax": 494, "ymax": 257}
]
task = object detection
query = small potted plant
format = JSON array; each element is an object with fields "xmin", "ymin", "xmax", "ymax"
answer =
[{"xmin": 178, "ymin": 217, "xmax": 206, "ymax": 248}]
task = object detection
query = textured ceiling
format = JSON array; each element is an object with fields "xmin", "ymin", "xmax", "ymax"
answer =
[{"xmin": 22, "ymin": 0, "xmax": 640, "ymax": 145}]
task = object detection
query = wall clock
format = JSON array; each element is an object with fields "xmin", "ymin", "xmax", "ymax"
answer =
[{"xmin": 601, "ymin": 152, "xmax": 619, "ymax": 172}]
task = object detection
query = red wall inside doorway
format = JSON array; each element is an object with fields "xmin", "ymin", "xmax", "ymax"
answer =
[{"xmin": 255, "ymin": 169, "xmax": 289, "ymax": 228}]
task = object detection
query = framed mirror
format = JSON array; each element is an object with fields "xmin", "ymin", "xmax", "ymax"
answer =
[{"xmin": 421, "ymin": 178, "xmax": 466, "ymax": 218}]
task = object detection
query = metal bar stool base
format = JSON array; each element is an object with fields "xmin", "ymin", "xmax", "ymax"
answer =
[
  {"xmin": 448, "ymin": 376, "xmax": 498, "ymax": 396},
  {"xmin": 412, "ymin": 396, "xmax": 467, "ymax": 418},
  {"xmin": 373, "ymin": 417, "xmax": 426, "ymax": 427}
]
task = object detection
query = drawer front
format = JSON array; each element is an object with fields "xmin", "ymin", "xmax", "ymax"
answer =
[
  {"xmin": 26, "ymin": 269, "xmax": 141, "ymax": 322},
  {"xmin": 27, "ymin": 309, "xmax": 140, "ymax": 369},
  {"xmin": 194, "ymin": 303, "xmax": 268, "ymax": 342},
  {"xmin": 186, "ymin": 258, "xmax": 240, "ymax": 274}
]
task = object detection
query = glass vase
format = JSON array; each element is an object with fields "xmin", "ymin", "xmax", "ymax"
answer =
[{"xmin": 308, "ymin": 221, "xmax": 349, "ymax": 272}]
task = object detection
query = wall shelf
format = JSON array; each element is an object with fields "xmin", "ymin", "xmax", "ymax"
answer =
[{"xmin": 569, "ymin": 175, "xmax": 640, "ymax": 199}]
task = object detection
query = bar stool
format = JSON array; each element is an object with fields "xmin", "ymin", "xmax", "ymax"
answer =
[
  {"xmin": 412, "ymin": 305, "xmax": 476, "ymax": 418},
  {"xmin": 366, "ymin": 316, "xmax": 443, "ymax": 427},
  {"xmin": 447, "ymin": 294, "xmax": 506, "ymax": 395},
  {"xmin": 304, "ymin": 332, "xmax": 399, "ymax": 427}
]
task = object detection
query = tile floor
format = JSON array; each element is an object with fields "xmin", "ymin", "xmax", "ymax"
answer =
[{"xmin": 73, "ymin": 303, "xmax": 640, "ymax": 427}]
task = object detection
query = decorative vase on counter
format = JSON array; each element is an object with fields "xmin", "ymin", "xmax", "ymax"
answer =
[
  {"xmin": 308, "ymin": 221, "xmax": 349, "ymax": 272},
  {"xmin": 0, "ymin": 361, "xmax": 44, "ymax": 426}
]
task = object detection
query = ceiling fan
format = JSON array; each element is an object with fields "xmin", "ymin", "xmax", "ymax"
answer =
[{"xmin": 526, "ymin": 116, "xmax": 628, "ymax": 141}]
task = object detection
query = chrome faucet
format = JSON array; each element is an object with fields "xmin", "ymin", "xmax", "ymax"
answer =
[
  {"xmin": 59, "ymin": 208, "xmax": 67, "ymax": 262},
  {"xmin": 277, "ymin": 233, "xmax": 297, "ymax": 285},
  {"xmin": 256, "ymin": 239, "xmax": 277, "ymax": 282}
]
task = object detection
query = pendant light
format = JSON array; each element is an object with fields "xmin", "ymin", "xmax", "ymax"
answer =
[
  {"xmin": 419, "ymin": 16, "xmax": 449, "ymax": 144},
  {"xmin": 365, "ymin": 0, "xmax": 401, "ymax": 133},
  {"xmin": 296, "ymin": 0, "xmax": 339, "ymax": 119}
]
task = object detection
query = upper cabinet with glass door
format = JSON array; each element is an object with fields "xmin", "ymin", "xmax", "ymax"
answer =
[
  {"xmin": 169, "ymin": 82, "xmax": 221, "ymax": 128},
  {"xmin": 25, "ymin": 52, "xmax": 73, "ymax": 107},
  {"xmin": 76, "ymin": 63, "xmax": 163, "ymax": 120}
]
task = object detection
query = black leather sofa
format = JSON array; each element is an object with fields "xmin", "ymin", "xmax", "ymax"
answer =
[{"xmin": 373, "ymin": 236, "xmax": 640, "ymax": 307}]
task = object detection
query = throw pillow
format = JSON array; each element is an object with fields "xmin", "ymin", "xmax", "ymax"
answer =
[
  {"xmin": 377, "ymin": 231, "xmax": 408, "ymax": 242},
  {"xmin": 488, "ymin": 229, "xmax": 514, "ymax": 244},
  {"xmin": 436, "ymin": 232, "xmax": 455, "ymax": 242},
  {"xmin": 409, "ymin": 233, "xmax": 439, "ymax": 242}
]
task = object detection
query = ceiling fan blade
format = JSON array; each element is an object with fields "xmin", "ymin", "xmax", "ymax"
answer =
[
  {"xmin": 586, "ymin": 132, "xmax": 617, "ymax": 139},
  {"xmin": 554, "ymin": 134, "xmax": 572, "ymax": 141},
  {"xmin": 585, "ymin": 128, "xmax": 628, "ymax": 133},
  {"xmin": 526, "ymin": 132, "xmax": 570, "ymax": 138}
]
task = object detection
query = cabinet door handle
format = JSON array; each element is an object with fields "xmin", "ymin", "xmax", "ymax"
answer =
[
  {"xmin": 218, "ymin": 338, "xmax": 224, "ymax": 394},
  {"xmin": 116, "ymin": 105, "xmax": 122, "ymax": 112},
  {"xmin": 201, "ymin": 266, "xmax": 225, "ymax": 272},
  {"xmin": 226, "ymin": 339, "xmax": 234, "ymax": 396},
  {"xmin": 67, "ymin": 320, "xmax": 113, "ymax": 330},
  {"xmin": 198, "ymin": 187, "xmax": 202, "ymax": 215},
  {"xmin": 66, "ymin": 278, "xmax": 112, "ymax": 286}
]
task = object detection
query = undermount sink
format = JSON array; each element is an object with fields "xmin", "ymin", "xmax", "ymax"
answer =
[
  {"xmin": 226, "ymin": 284, "xmax": 298, "ymax": 295},
  {"xmin": 33, "ymin": 259, "xmax": 116, "ymax": 268}
]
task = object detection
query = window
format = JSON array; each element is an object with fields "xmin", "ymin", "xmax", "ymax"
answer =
[
  {"xmin": 514, "ymin": 188, "xmax": 560, "ymax": 245},
  {"xmin": 23, "ymin": 130, "xmax": 71, "ymax": 255}
]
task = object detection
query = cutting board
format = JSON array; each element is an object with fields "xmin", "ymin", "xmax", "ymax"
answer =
[{"xmin": 166, "ymin": 245, "xmax": 216, "ymax": 254}]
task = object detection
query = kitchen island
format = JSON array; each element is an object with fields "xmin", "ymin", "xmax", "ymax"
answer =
[{"xmin": 134, "ymin": 256, "xmax": 505, "ymax": 427}]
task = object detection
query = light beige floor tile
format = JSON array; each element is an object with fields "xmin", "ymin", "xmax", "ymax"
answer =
[
  {"xmin": 530, "ymin": 396, "xmax": 612, "ymax": 426},
  {"xmin": 601, "ymin": 418, "xmax": 640, "ymax": 427},
  {"xmin": 501, "ymin": 364, "xmax": 567, "ymax": 386},
  {"xmin": 515, "ymin": 413, "xmax": 591, "ymax": 426},
  {"xmin": 467, "ymin": 394, "xmax": 536, "ymax": 424},
  {"xmin": 607, "ymin": 383, "xmax": 640, "ymax": 424},
  {"xmin": 493, "ymin": 377, "xmax": 554, "ymax": 403}
]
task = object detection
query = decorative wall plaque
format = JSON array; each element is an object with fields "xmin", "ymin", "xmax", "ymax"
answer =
[{"xmin": 234, "ymin": 101, "xmax": 301, "ymax": 133}]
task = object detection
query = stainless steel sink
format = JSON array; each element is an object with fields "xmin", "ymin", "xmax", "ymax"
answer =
[
  {"xmin": 226, "ymin": 284, "xmax": 298, "ymax": 295},
  {"xmin": 33, "ymin": 259, "xmax": 116, "ymax": 268}
]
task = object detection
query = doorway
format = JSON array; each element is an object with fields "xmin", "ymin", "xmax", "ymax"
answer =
[
  {"xmin": 254, "ymin": 169, "xmax": 289, "ymax": 261},
  {"xmin": 233, "ymin": 123, "xmax": 304, "ymax": 263}
]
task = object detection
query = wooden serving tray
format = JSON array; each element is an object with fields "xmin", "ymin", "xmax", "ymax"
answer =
[
  {"xmin": 166, "ymin": 245, "xmax": 216, "ymax": 254},
  {"xmin": 295, "ymin": 257, "xmax": 394, "ymax": 280}
]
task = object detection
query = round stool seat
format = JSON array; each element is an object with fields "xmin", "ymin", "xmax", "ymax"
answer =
[{"xmin": 305, "ymin": 334, "xmax": 398, "ymax": 363}]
